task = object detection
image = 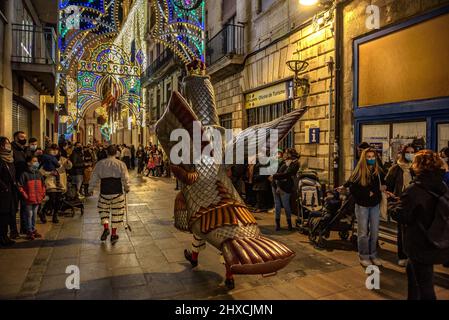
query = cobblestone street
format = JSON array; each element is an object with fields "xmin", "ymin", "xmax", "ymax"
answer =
[{"xmin": 0, "ymin": 173, "xmax": 448, "ymax": 300}]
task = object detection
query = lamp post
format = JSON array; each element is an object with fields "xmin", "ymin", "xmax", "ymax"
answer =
[{"xmin": 286, "ymin": 50, "xmax": 310, "ymax": 104}]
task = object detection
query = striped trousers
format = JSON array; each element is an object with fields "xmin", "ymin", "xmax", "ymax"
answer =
[
  {"xmin": 97, "ymin": 194, "xmax": 125, "ymax": 228},
  {"xmin": 192, "ymin": 234, "xmax": 206, "ymax": 253}
]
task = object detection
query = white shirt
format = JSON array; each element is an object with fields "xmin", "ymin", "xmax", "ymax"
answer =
[{"xmin": 89, "ymin": 156, "xmax": 130, "ymax": 193}]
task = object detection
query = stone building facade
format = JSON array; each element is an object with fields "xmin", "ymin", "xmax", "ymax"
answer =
[
  {"xmin": 340, "ymin": 0, "xmax": 449, "ymax": 181},
  {"xmin": 0, "ymin": 0, "xmax": 58, "ymax": 145},
  {"xmin": 207, "ymin": 0, "xmax": 334, "ymax": 183}
]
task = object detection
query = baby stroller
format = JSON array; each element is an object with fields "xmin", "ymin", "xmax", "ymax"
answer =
[
  {"xmin": 308, "ymin": 191, "xmax": 357, "ymax": 248},
  {"xmin": 41, "ymin": 182, "xmax": 84, "ymax": 218},
  {"xmin": 60, "ymin": 181, "xmax": 84, "ymax": 217},
  {"xmin": 296, "ymin": 171, "xmax": 323, "ymax": 234}
]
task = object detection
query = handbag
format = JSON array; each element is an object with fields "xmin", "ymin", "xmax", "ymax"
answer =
[{"xmin": 378, "ymin": 175, "xmax": 388, "ymax": 220}]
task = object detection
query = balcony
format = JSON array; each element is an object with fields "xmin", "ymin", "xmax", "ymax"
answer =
[
  {"xmin": 141, "ymin": 49, "xmax": 178, "ymax": 86},
  {"xmin": 206, "ymin": 24, "xmax": 245, "ymax": 82},
  {"xmin": 11, "ymin": 24, "xmax": 57, "ymax": 95}
]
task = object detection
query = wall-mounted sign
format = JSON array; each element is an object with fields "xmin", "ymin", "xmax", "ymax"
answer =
[
  {"xmin": 305, "ymin": 120, "xmax": 320, "ymax": 143},
  {"xmin": 245, "ymin": 81, "xmax": 291, "ymax": 109},
  {"xmin": 309, "ymin": 127, "xmax": 320, "ymax": 144}
]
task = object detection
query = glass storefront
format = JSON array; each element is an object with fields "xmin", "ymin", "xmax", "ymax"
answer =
[{"xmin": 361, "ymin": 121, "xmax": 427, "ymax": 165}]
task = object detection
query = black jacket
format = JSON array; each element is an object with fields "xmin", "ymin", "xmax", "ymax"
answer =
[
  {"xmin": 0, "ymin": 160, "xmax": 18, "ymax": 214},
  {"xmin": 345, "ymin": 171, "xmax": 385, "ymax": 207},
  {"xmin": 70, "ymin": 149, "xmax": 85, "ymax": 175},
  {"xmin": 11, "ymin": 141, "xmax": 28, "ymax": 180},
  {"xmin": 390, "ymin": 170, "xmax": 449, "ymax": 265},
  {"xmin": 272, "ymin": 159, "xmax": 300, "ymax": 194},
  {"xmin": 385, "ymin": 164, "xmax": 415, "ymax": 196},
  {"xmin": 252, "ymin": 162, "xmax": 271, "ymax": 192}
]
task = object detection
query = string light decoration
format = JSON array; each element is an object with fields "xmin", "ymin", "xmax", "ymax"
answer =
[
  {"xmin": 58, "ymin": 0, "xmax": 147, "ymax": 137},
  {"xmin": 151, "ymin": 0, "xmax": 206, "ymax": 63}
]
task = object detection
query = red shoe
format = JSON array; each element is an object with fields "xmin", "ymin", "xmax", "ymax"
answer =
[
  {"xmin": 27, "ymin": 232, "xmax": 35, "ymax": 240},
  {"xmin": 33, "ymin": 230, "xmax": 42, "ymax": 238}
]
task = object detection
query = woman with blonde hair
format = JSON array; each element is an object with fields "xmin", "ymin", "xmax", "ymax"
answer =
[{"xmin": 346, "ymin": 148, "xmax": 386, "ymax": 267}]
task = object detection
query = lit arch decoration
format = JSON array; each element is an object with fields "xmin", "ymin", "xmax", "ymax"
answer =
[
  {"xmin": 151, "ymin": 0, "xmax": 206, "ymax": 63},
  {"xmin": 58, "ymin": 0, "xmax": 122, "ymax": 73},
  {"xmin": 64, "ymin": 42, "xmax": 142, "ymax": 136}
]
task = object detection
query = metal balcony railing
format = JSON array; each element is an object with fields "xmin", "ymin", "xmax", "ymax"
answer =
[
  {"xmin": 143, "ymin": 49, "xmax": 174, "ymax": 81},
  {"xmin": 11, "ymin": 23, "xmax": 57, "ymax": 65},
  {"xmin": 206, "ymin": 24, "xmax": 244, "ymax": 66}
]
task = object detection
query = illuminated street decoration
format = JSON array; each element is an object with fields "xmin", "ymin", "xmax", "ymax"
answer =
[
  {"xmin": 152, "ymin": 0, "xmax": 206, "ymax": 63},
  {"xmin": 58, "ymin": 0, "xmax": 147, "ymax": 138}
]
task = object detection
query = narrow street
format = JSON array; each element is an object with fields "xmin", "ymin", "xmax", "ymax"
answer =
[{"xmin": 1, "ymin": 173, "xmax": 448, "ymax": 300}]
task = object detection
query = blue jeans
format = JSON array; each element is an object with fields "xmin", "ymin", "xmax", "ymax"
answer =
[
  {"xmin": 355, "ymin": 204, "xmax": 380, "ymax": 260},
  {"xmin": 272, "ymin": 187, "xmax": 292, "ymax": 220},
  {"xmin": 25, "ymin": 204, "xmax": 39, "ymax": 233}
]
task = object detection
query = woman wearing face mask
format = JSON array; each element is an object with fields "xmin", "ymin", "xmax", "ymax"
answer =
[
  {"xmin": 386, "ymin": 144, "xmax": 416, "ymax": 267},
  {"xmin": 346, "ymin": 148, "xmax": 386, "ymax": 267},
  {"xmin": 0, "ymin": 137, "xmax": 19, "ymax": 246}
]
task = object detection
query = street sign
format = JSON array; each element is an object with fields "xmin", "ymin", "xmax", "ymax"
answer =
[{"xmin": 309, "ymin": 128, "xmax": 320, "ymax": 144}]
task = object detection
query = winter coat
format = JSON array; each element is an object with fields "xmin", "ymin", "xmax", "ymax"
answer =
[
  {"xmin": 11, "ymin": 141, "xmax": 28, "ymax": 180},
  {"xmin": 19, "ymin": 169, "xmax": 46, "ymax": 205},
  {"xmin": 0, "ymin": 159, "xmax": 18, "ymax": 214},
  {"xmin": 390, "ymin": 170, "xmax": 449, "ymax": 265},
  {"xmin": 272, "ymin": 159, "xmax": 300, "ymax": 194},
  {"xmin": 385, "ymin": 163, "xmax": 415, "ymax": 196},
  {"xmin": 345, "ymin": 170, "xmax": 385, "ymax": 208},
  {"xmin": 69, "ymin": 149, "xmax": 85, "ymax": 176},
  {"xmin": 41, "ymin": 156, "xmax": 72, "ymax": 193}
]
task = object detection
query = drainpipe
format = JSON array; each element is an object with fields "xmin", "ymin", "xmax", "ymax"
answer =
[{"xmin": 333, "ymin": 0, "xmax": 345, "ymax": 187}]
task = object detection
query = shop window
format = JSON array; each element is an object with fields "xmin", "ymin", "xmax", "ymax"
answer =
[
  {"xmin": 247, "ymin": 100, "xmax": 293, "ymax": 150},
  {"xmin": 361, "ymin": 121, "xmax": 427, "ymax": 166},
  {"xmin": 219, "ymin": 113, "xmax": 233, "ymax": 129},
  {"xmin": 438, "ymin": 123, "xmax": 449, "ymax": 151}
]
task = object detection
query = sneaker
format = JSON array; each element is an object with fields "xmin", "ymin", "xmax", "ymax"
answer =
[
  {"xmin": 398, "ymin": 259, "xmax": 408, "ymax": 267},
  {"xmin": 100, "ymin": 229, "xmax": 110, "ymax": 241},
  {"xmin": 359, "ymin": 258, "xmax": 372, "ymax": 268},
  {"xmin": 184, "ymin": 249, "xmax": 198, "ymax": 267},
  {"xmin": 371, "ymin": 258, "xmax": 383, "ymax": 266}
]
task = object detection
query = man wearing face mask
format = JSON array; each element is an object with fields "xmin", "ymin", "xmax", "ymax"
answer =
[
  {"xmin": 11, "ymin": 131, "xmax": 29, "ymax": 237},
  {"xmin": 28, "ymin": 138, "xmax": 43, "ymax": 160}
]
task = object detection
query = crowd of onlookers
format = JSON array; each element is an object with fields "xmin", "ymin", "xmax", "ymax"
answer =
[
  {"xmin": 0, "ymin": 131, "xmax": 170, "ymax": 246},
  {"xmin": 1, "ymin": 130, "xmax": 449, "ymax": 300},
  {"xmin": 228, "ymin": 142, "xmax": 449, "ymax": 300}
]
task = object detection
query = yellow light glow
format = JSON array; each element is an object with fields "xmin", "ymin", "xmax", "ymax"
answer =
[{"xmin": 299, "ymin": 0, "xmax": 319, "ymax": 5}]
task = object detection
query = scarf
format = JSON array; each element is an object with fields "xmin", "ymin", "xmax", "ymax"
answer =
[
  {"xmin": 398, "ymin": 160, "xmax": 412, "ymax": 191},
  {"xmin": 0, "ymin": 149, "xmax": 14, "ymax": 163}
]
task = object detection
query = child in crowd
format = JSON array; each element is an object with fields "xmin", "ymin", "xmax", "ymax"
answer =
[
  {"xmin": 41, "ymin": 145, "xmax": 62, "ymax": 188},
  {"xmin": 19, "ymin": 156, "xmax": 46, "ymax": 240}
]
